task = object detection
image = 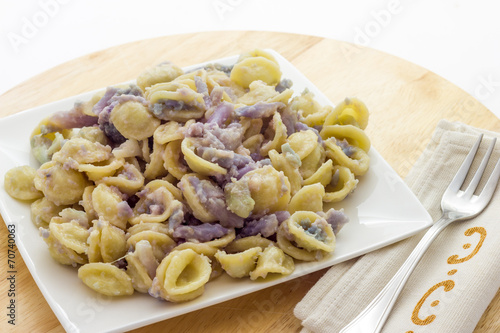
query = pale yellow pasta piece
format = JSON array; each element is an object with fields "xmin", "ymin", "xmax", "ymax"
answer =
[
  {"xmin": 324, "ymin": 139, "xmax": 370, "ymax": 176},
  {"xmin": 49, "ymin": 219, "xmax": 89, "ymax": 254},
  {"xmin": 126, "ymin": 156, "xmax": 142, "ymax": 170},
  {"xmin": 87, "ymin": 229, "xmax": 104, "ymax": 262},
  {"xmin": 268, "ymin": 147, "xmax": 302, "ymax": 196},
  {"xmin": 206, "ymin": 70, "xmax": 245, "ymax": 99},
  {"xmin": 127, "ymin": 222, "xmax": 171, "ymax": 236},
  {"xmin": 145, "ymin": 179, "xmax": 183, "ymax": 203},
  {"xmin": 75, "ymin": 126, "xmax": 107, "ymax": 145},
  {"xmin": 324, "ymin": 97, "xmax": 369, "ymax": 130},
  {"xmin": 241, "ymin": 118, "xmax": 263, "ymax": 139},
  {"xmin": 320, "ymin": 124, "xmax": 371, "ymax": 152},
  {"xmin": 215, "ymin": 247, "xmax": 262, "ymax": 278},
  {"xmin": 290, "ymin": 89, "xmax": 322, "ymax": 117},
  {"xmin": 34, "ymin": 161, "xmax": 89, "ymax": 205},
  {"xmin": 4, "ymin": 166, "xmax": 43, "ymax": 200},
  {"xmin": 178, "ymin": 174, "xmax": 217, "ymax": 223},
  {"xmin": 136, "ymin": 62, "xmax": 184, "ymax": 91},
  {"xmin": 98, "ymin": 163, "xmax": 144, "ymax": 195},
  {"xmin": 288, "ymin": 183, "xmax": 325, "ymax": 214},
  {"xmin": 154, "ymin": 121, "xmax": 184, "ymax": 144},
  {"xmin": 41, "ymin": 228, "xmax": 88, "ymax": 265},
  {"xmin": 238, "ymin": 49, "xmax": 279, "ymax": 64},
  {"xmin": 287, "ymin": 130, "xmax": 318, "ymax": 160},
  {"xmin": 181, "ymin": 138, "xmax": 227, "ymax": 177},
  {"xmin": 230, "ymin": 56, "xmax": 281, "ymax": 89},
  {"xmin": 268, "ymin": 89, "xmax": 294, "ymax": 104},
  {"xmin": 110, "ymin": 101, "xmax": 160, "ymax": 140},
  {"xmin": 303, "ymin": 159, "xmax": 334, "ymax": 186},
  {"xmin": 324, "ymin": 165, "xmax": 359, "ymax": 202},
  {"xmin": 52, "ymin": 137, "xmax": 112, "ymax": 166},
  {"xmin": 171, "ymin": 229, "xmax": 234, "ymax": 258},
  {"xmin": 237, "ymin": 80, "xmax": 279, "ymax": 105},
  {"xmin": 249, "ymin": 245, "xmax": 294, "ymax": 280},
  {"xmin": 203, "ymin": 229, "xmax": 236, "ymax": 248},
  {"xmin": 100, "ymin": 224, "xmax": 127, "ymax": 262},
  {"xmin": 242, "ymin": 134, "xmax": 264, "ymax": 155},
  {"xmin": 77, "ymin": 157, "xmax": 125, "ymax": 182},
  {"xmin": 58, "ymin": 208, "xmax": 89, "ymax": 227},
  {"xmin": 30, "ymin": 115, "xmax": 72, "ymax": 139},
  {"xmin": 125, "ymin": 240, "xmax": 158, "ymax": 293},
  {"xmin": 260, "ymin": 112, "xmax": 287, "ymax": 156},
  {"xmin": 150, "ymin": 249, "xmax": 211, "ymax": 302},
  {"xmin": 144, "ymin": 80, "xmax": 196, "ymax": 104},
  {"xmin": 80, "ymin": 90, "xmax": 105, "ymax": 117},
  {"xmin": 130, "ymin": 186, "xmax": 175, "ymax": 225},
  {"xmin": 31, "ymin": 131, "xmax": 66, "ymax": 164},
  {"xmin": 224, "ymin": 235, "xmax": 275, "ymax": 254},
  {"xmin": 224, "ymin": 178, "xmax": 255, "ymax": 218},
  {"xmin": 284, "ymin": 211, "xmax": 335, "ymax": 252},
  {"xmin": 144, "ymin": 141, "xmax": 169, "ymax": 180},
  {"xmin": 80, "ymin": 185, "xmax": 97, "ymax": 220},
  {"xmin": 145, "ymin": 81, "xmax": 206, "ymax": 121},
  {"xmin": 91, "ymin": 184, "xmax": 129, "ymax": 230},
  {"xmin": 302, "ymin": 105, "xmax": 331, "ymax": 127},
  {"xmin": 173, "ymin": 242, "xmax": 219, "ymax": 257},
  {"xmin": 139, "ymin": 139, "xmax": 151, "ymax": 163},
  {"xmin": 78, "ymin": 262, "xmax": 134, "ymax": 296},
  {"xmin": 30, "ymin": 197, "xmax": 66, "ymax": 228},
  {"xmin": 164, "ymin": 139, "xmax": 191, "ymax": 180},
  {"xmin": 112, "ymin": 139, "xmax": 142, "ymax": 159},
  {"xmin": 299, "ymin": 144, "xmax": 326, "ymax": 180},
  {"xmin": 276, "ymin": 226, "xmax": 323, "ymax": 261},
  {"xmin": 239, "ymin": 165, "xmax": 291, "ymax": 214},
  {"xmin": 87, "ymin": 219, "xmax": 127, "ymax": 263},
  {"xmin": 174, "ymin": 69, "xmax": 207, "ymax": 87},
  {"xmin": 127, "ymin": 230, "xmax": 175, "ymax": 261}
]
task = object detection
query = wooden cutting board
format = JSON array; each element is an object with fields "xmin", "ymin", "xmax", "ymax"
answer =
[{"xmin": 0, "ymin": 31, "xmax": 498, "ymax": 333}]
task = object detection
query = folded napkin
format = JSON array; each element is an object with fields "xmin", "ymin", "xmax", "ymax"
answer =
[{"xmin": 295, "ymin": 120, "xmax": 500, "ymax": 333}]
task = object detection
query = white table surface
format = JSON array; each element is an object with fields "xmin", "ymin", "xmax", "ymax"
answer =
[{"xmin": 1, "ymin": 0, "xmax": 499, "ymax": 119}]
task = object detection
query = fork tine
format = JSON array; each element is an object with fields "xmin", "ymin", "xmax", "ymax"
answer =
[
  {"xmin": 478, "ymin": 152, "xmax": 500, "ymax": 203},
  {"xmin": 447, "ymin": 134, "xmax": 483, "ymax": 193},
  {"xmin": 463, "ymin": 137, "xmax": 497, "ymax": 198}
]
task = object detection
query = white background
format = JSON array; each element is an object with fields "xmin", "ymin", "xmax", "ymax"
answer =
[{"xmin": 1, "ymin": 0, "xmax": 499, "ymax": 119}]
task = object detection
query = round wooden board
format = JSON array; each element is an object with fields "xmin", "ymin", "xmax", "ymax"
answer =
[{"xmin": 0, "ymin": 31, "xmax": 498, "ymax": 333}]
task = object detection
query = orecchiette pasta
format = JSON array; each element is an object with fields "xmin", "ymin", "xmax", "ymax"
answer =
[
  {"xmin": 136, "ymin": 62, "xmax": 184, "ymax": 92},
  {"xmin": 249, "ymin": 245, "xmax": 294, "ymax": 280},
  {"xmin": 4, "ymin": 49, "xmax": 371, "ymax": 303},
  {"xmin": 87, "ymin": 219, "xmax": 127, "ymax": 263},
  {"xmin": 110, "ymin": 101, "xmax": 160, "ymax": 140},
  {"xmin": 230, "ymin": 56, "xmax": 282, "ymax": 89},
  {"xmin": 91, "ymin": 184, "xmax": 131, "ymax": 230},
  {"xmin": 125, "ymin": 240, "xmax": 158, "ymax": 293},
  {"xmin": 150, "ymin": 249, "xmax": 211, "ymax": 302},
  {"xmin": 33, "ymin": 161, "xmax": 89, "ymax": 205},
  {"xmin": 30, "ymin": 197, "xmax": 66, "ymax": 228},
  {"xmin": 215, "ymin": 247, "xmax": 262, "ymax": 278},
  {"xmin": 4, "ymin": 166, "xmax": 43, "ymax": 200},
  {"xmin": 78, "ymin": 263, "xmax": 134, "ymax": 296}
]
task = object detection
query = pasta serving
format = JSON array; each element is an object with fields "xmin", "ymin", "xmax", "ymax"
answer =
[{"xmin": 3, "ymin": 49, "xmax": 370, "ymax": 302}]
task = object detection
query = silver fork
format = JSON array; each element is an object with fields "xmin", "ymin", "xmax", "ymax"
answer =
[{"xmin": 340, "ymin": 134, "xmax": 500, "ymax": 333}]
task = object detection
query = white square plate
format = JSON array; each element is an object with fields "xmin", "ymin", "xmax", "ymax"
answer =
[{"xmin": 0, "ymin": 50, "xmax": 432, "ymax": 333}]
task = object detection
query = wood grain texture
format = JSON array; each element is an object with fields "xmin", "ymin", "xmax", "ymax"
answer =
[{"xmin": 0, "ymin": 31, "xmax": 498, "ymax": 333}]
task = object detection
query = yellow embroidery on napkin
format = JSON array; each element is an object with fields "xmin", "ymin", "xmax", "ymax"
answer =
[
  {"xmin": 411, "ymin": 280, "xmax": 455, "ymax": 325},
  {"xmin": 447, "ymin": 227, "xmax": 486, "ymax": 264},
  {"xmin": 407, "ymin": 226, "xmax": 487, "ymax": 331}
]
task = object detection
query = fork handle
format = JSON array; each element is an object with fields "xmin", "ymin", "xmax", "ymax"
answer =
[{"xmin": 339, "ymin": 215, "xmax": 455, "ymax": 333}]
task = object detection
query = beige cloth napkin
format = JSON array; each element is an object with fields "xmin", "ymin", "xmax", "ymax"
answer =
[{"xmin": 295, "ymin": 120, "xmax": 500, "ymax": 333}]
